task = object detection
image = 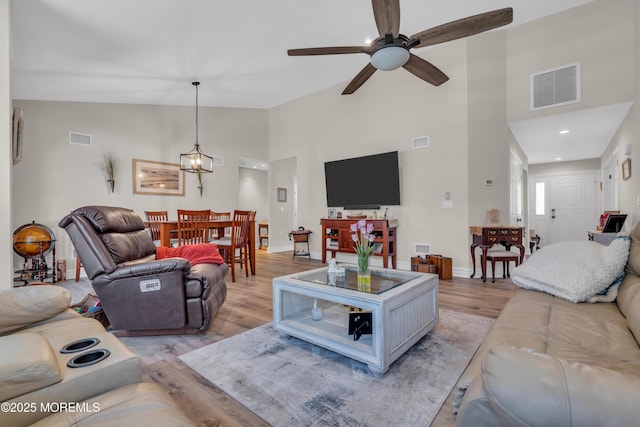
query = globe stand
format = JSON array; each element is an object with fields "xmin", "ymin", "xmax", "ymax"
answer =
[{"xmin": 13, "ymin": 222, "xmax": 57, "ymax": 286}]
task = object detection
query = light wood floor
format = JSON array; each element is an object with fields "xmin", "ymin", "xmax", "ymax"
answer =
[{"xmin": 81, "ymin": 251, "xmax": 517, "ymax": 427}]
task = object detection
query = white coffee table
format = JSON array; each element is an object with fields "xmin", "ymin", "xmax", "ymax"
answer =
[{"xmin": 273, "ymin": 265, "xmax": 438, "ymax": 376}]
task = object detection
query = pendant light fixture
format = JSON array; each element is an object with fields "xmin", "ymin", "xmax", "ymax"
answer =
[{"xmin": 180, "ymin": 81, "xmax": 214, "ymax": 173}]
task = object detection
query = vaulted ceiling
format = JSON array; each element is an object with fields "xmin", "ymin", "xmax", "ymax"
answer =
[
  {"xmin": 13, "ymin": 0, "xmax": 618, "ymax": 164},
  {"xmin": 11, "ymin": 0, "xmax": 594, "ymax": 109}
]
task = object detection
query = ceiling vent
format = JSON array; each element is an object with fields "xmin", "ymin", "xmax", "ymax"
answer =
[
  {"xmin": 531, "ymin": 63, "xmax": 580, "ymax": 110},
  {"xmin": 69, "ymin": 132, "xmax": 92, "ymax": 146}
]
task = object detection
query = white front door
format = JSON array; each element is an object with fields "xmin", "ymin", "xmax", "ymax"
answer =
[{"xmin": 530, "ymin": 171, "xmax": 598, "ymax": 246}]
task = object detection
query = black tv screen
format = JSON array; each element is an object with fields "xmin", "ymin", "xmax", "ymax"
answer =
[{"xmin": 324, "ymin": 151, "xmax": 401, "ymax": 209}]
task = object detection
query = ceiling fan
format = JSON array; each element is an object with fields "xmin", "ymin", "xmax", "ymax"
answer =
[{"xmin": 288, "ymin": 1, "xmax": 513, "ymax": 95}]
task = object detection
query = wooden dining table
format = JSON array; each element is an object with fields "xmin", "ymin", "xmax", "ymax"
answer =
[{"xmin": 145, "ymin": 219, "xmax": 257, "ymax": 275}]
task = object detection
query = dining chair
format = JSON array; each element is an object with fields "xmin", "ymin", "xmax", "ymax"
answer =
[
  {"xmin": 209, "ymin": 211, "xmax": 231, "ymax": 240},
  {"xmin": 144, "ymin": 210, "xmax": 178, "ymax": 247},
  {"xmin": 176, "ymin": 209, "xmax": 211, "ymax": 246},
  {"xmin": 211, "ymin": 209, "xmax": 251, "ymax": 282}
]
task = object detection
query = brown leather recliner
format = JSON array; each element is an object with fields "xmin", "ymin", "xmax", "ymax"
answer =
[{"xmin": 59, "ymin": 205, "xmax": 228, "ymax": 335}]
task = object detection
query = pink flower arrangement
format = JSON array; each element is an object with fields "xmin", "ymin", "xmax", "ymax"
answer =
[{"xmin": 350, "ymin": 219, "xmax": 376, "ymax": 258}]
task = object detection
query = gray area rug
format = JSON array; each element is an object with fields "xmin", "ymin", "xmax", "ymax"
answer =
[{"xmin": 179, "ymin": 308, "xmax": 493, "ymax": 426}]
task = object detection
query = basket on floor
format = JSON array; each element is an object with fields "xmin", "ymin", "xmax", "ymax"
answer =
[
  {"xmin": 289, "ymin": 227, "xmax": 312, "ymax": 242},
  {"xmin": 70, "ymin": 293, "xmax": 110, "ymax": 329}
]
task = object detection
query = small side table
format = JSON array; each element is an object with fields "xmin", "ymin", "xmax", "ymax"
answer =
[
  {"xmin": 289, "ymin": 228, "xmax": 312, "ymax": 259},
  {"xmin": 258, "ymin": 221, "xmax": 269, "ymax": 250}
]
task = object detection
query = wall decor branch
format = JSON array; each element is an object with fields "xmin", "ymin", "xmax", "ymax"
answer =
[{"xmin": 102, "ymin": 152, "xmax": 117, "ymax": 193}]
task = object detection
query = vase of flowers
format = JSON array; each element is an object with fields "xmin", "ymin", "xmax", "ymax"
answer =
[{"xmin": 351, "ymin": 219, "xmax": 375, "ymax": 291}]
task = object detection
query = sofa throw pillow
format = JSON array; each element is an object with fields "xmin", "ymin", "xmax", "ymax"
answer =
[
  {"xmin": 0, "ymin": 286, "xmax": 71, "ymax": 334},
  {"xmin": 511, "ymin": 234, "xmax": 630, "ymax": 303}
]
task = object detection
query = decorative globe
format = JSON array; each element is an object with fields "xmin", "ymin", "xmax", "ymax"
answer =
[{"xmin": 13, "ymin": 222, "xmax": 55, "ymax": 258}]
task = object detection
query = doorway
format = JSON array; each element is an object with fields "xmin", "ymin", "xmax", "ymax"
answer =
[
  {"xmin": 529, "ymin": 171, "xmax": 598, "ymax": 246},
  {"xmin": 269, "ymin": 156, "xmax": 297, "ymax": 251}
]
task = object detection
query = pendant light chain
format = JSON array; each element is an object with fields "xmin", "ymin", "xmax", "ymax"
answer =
[{"xmin": 194, "ymin": 81, "xmax": 199, "ymax": 146}]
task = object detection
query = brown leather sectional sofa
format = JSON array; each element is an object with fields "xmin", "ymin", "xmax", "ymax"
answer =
[
  {"xmin": 453, "ymin": 222, "xmax": 640, "ymax": 426},
  {"xmin": 0, "ymin": 285, "xmax": 195, "ymax": 426}
]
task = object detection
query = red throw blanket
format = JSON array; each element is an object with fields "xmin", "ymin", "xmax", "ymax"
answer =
[{"xmin": 156, "ymin": 243, "xmax": 225, "ymax": 265}]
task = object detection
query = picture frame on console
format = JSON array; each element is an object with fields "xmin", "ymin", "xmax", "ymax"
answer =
[{"xmin": 328, "ymin": 208, "xmax": 337, "ymax": 218}]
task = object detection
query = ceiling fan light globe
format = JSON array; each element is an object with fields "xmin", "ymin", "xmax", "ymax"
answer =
[{"xmin": 370, "ymin": 46, "xmax": 410, "ymax": 71}]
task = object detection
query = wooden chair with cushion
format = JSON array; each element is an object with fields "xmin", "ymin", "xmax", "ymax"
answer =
[
  {"xmin": 144, "ymin": 210, "xmax": 178, "ymax": 247},
  {"xmin": 209, "ymin": 211, "xmax": 231, "ymax": 240},
  {"xmin": 176, "ymin": 209, "xmax": 211, "ymax": 246},
  {"xmin": 483, "ymin": 250, "xmax": 520, "ymax": 283},
  {"xmin": 211, "ymin": 209, "xmax": 251, "ymax": 282}
]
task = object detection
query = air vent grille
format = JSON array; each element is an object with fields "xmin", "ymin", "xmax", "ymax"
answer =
[
  {"xmin": 412, "ymin": 136, "xmax": 429, "ymax": 149},
  {"xmin": 414, "ymin": 243, "xmax": 431, "ymax": 255},
  {"xmin": 69, "ymin": 132, "xmax": 92, "ymax": 146},
  {"xmin": 213, "ymin": 156, "xmax": 224, "ymax": 166},
  {"xmin": 531, "ymin": 64, "xmax": 580, "ymax": 110}
]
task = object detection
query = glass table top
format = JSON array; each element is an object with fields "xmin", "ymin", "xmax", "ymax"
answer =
[{"xmin": 291, "ymin": 265, "xmax": 421, "ymax": 295}]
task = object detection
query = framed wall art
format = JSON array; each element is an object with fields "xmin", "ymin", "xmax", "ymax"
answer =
[
  {"xmin": 133, "ymin": 159, "xmax": 185, "ymax": 196},
  {"xmin": 12, "ymin": 107, "xmax": 24, "ymax": 164},
  {"xmin": 277, "ymin": 187, "xmax": 287, "ymax": 202},
  {"xmin": 622, "ymin": 158, "xmax": 631, "ymax": 181}
]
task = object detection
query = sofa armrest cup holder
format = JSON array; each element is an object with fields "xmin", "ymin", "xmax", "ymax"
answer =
[
  {"xmin": 60, "ymin": 337, "xmax": 100, "ymax": 354},
  {"xmin": 67, "ymin": 349, "xmax": 111, "ymax": 368}
]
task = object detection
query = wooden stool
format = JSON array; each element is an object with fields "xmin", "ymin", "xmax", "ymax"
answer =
[{"xmin": 483, "ymin": 250, "xmax": 520, "ymax": 283}]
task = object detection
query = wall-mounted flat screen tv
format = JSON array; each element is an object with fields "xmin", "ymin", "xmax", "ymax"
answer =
[{"xmin": 324, "ymin": 151, "xmax": 400, "ymax": 209}]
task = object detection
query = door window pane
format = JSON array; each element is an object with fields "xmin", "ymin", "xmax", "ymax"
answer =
[{"xmin": 535, "ymin": 182, "xmax": 545, "ymax": 215}]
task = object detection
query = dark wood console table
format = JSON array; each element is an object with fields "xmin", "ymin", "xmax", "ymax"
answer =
[
  {"xmin": 321, "ymin": 218, "xmax": 397, "ymax": 268},
  {"xmin": 470, "ymin": 225, "xmax": 525, "ymax": 282}
]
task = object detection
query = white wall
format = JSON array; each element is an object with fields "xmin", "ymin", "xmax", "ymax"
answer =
[
  {"xmin": 600, "ymin": 0, "xmax": 640, "ymax": 230},
  {"xmin": 11, "ymin": 100, "xmax": 268, "ymax": 273},
  {"xmin": 467, "ymin": 30, "xmax": 511, "ymax": 227},
  {"xmin": 1, "ymin": 0, "xmax": 12, "ymax": 288}
]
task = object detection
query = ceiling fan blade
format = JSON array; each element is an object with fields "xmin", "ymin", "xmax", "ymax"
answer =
[
  {"xmin": 342, "ymin": 63, "xmax": 377, "ymax": 95},
  {"xmin": 288, "ymin": 46, "xmax": 370, "ymax": 56},
  {"xmin": 372, "ymin": 0, "xmax": 400, "ymax": 37},
  {"xmin": 402, "ymin": 54, "xmax": 449, "ymax": 86},
  {"xmin": 411, "ymin": 7, "xmax": 513, "ymax": 48}
]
